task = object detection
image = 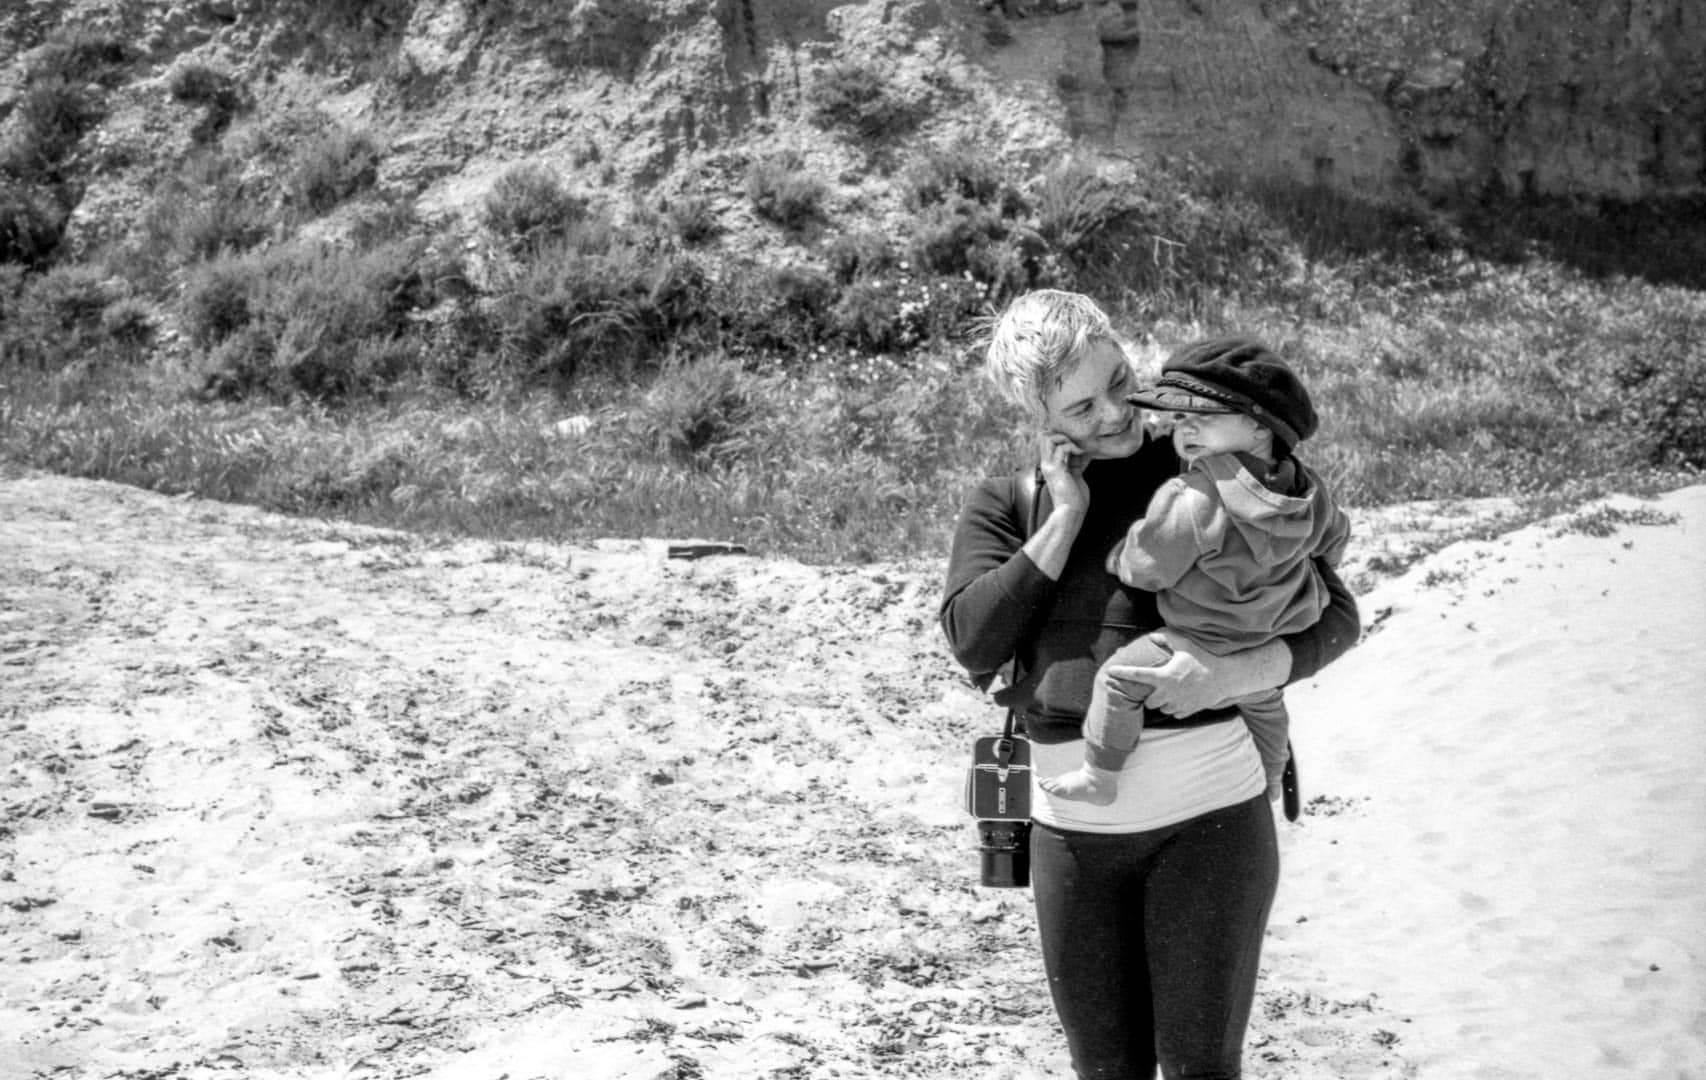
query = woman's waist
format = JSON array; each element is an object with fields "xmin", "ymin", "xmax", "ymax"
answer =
[
  {"xmin": 1028, "ymin": 721, "xmax": 1265, "ymax": 834},
  {"xmin": 1007, "ymin": 642, "xmax": 1244, "ymax": 742},
  {"xmin": 1016, "ymin": 704, "xmax": 1243, "ymax": 744}
]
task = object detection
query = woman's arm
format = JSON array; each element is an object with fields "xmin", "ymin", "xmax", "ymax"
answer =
[
  {"xmin": 1282, "ymin": 558, "xmax": 1360, "ymax": 682},
  {"xmin": 939, "ymin": 479, "xmax": 1056, "ymax": 679},
  {"xmin": 940, "ymin": 435, "xmax": 1090, "ymax": 678},
  {"xmin": 1116, "ymin": 558, "xmax": 1361, "ymax": 716}
]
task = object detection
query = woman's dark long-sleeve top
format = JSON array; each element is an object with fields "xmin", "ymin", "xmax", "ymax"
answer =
[{"xmin": 940, "ymin": 438, "xmax": 1360, "ymax": 745}]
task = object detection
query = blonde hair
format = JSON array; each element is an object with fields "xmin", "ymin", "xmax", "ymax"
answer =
[{"xmin": 982, "ymin": 290, "xmax": 1123, "ymax": 419}]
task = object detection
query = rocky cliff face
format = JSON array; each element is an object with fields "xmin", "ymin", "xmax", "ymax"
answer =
[
  {"xmin": 2, "ymin": 0, "xmax": 1701, "ymax": 260},
  {"xmin": 380, "ymin": 0, "xmax": 1706, "ymax": 213},
  {"xmin": 1273, "ymin": 0, "xmax": 1706, "ymax": 201},
  {"xmin": 978, "ymin": 1, "xmax": 1403, "ymax": 191},
  {"xmin": 975, "ymin": 0, "xmax": 1705, "ymax": 202},
  {"xmin": 336, "ymin": 0, "xmax": 1706, "ymax": 208}
]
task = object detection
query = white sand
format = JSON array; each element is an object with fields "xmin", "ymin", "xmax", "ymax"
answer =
[
  {"xmin": 2, "ymin": 472, "xmax": 1702, "ymax": 1079},
  {"xmin": 1273, "ymin": 486, "xmax": 1706, "ymax": 1079}
]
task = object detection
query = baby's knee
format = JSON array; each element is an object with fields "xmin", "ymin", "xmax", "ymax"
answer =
[{"xmin": 1096, "ymin": 665, "xmax": 1154, "ymax": 709}]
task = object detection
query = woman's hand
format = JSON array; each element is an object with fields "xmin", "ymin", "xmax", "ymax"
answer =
[
  {"xmin": 1038, "ymin": 431, "xmax": 1090, "ymax": 518},
  {"xmin": 1021, "ymin": 431, "xmax": 1090, "ymax": 581},
  {"xmin": 1116, "ymin": 633, "xmax": 1290, "ymax": 716}
]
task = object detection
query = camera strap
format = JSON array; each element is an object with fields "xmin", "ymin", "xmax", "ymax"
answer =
[{"xmin": 999, "ymin": 464, "xmax": 1046, "ymax": 749}]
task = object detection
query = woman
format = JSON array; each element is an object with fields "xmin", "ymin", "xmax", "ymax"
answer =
[{"xmin": 940, "ymin": 291, "xmax": 1360, "ymax": 1079}]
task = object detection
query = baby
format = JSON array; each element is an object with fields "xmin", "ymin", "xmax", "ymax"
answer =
[{"xmin": 1041, "ymin": 336, "xmax": 1351, "ymax": 806}]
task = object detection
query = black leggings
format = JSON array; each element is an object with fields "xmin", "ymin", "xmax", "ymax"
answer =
[{"xmin": 1030, "ymin": 795, "xmax": 1278, "ymax": 1080}]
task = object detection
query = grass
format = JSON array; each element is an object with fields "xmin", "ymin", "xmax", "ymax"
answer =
[
  {"xmin": 3, "ymin": 251, "xmax": 1700, "ymax": 567},
  {"xmin": 0, "ymin": 352, "xmax": 1015, "ymax": 563},
  {"xmin": 2, "ymin": 87, "xmax": 1702, "ymax": 566}
]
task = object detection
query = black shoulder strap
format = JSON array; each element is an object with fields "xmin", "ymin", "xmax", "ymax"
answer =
[
  {"xmin": 971, "ymin": 466, "xmax": 1052, "ymax": 701},
  {"xmin": 999, "ymin": 466, "xmax": 1048, "ymax": 741},
  {"xmin": 1015, "ymin": 465, "xmax": 1047, "ymax": 539}
]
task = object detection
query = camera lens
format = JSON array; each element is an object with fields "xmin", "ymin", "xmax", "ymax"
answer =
[{"xmin": 977, "ymin": 819, "xmax": 1031, "ymax": 888}]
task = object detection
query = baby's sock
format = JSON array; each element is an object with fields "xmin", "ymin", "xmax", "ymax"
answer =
[{"xmin": 1041, "ymin": 763, "xmax": 1121, "ymax": 806}]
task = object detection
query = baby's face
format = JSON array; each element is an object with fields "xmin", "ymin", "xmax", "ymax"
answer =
[{"xmin": 1163, "ymin": 410, "xmax": 1265, "ymax": 464}]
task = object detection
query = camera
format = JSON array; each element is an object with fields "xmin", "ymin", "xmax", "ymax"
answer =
[
  {"xmin": 965, "ymin": 734, "xmax": 1032, "ymax": 888},
  {"xmin": 976, "ymin": 819, "xmax": 1031, "ymax": 888}
]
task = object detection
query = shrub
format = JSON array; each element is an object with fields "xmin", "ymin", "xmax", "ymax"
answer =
[
  {"xmin": 1, "ymin": 80, "xmax": 103, "ymax": 179},
  {"xmin": 766, "ymin": 264, "xmax": 838, "ymax": 329},
  {"xmin": 28, "ymin": 28, "xmax": 131, "ymax": 87},
  {"xmin": 710, "ymin": 260, "xmax": 836, "ymax": 353},
  {"xmin": 199, "ymin": 324, "xmax": 277, "ymax": 400},
  {"xmin": 900, "ymin": 139, "xmax": 1014, "ymax": 211},
  {"xmin": 284, "ymin": 127, "xmax": 381, "ymax": 216},
  {"xmin": 1239, "ymin": 175, "xmax": 1461, "ymax": 265},
  {"xmin": 1604, "ymin": 322, "xmax": 1706, "ymax": 469},
  {"xmin": 0, "ymin": 178, "xmax": 66, "ymax": 267},
  {"xmin": 827, "ymin": 272, "xmax": 988, "ymax": 354},
  {"xmin": 663, "ymin": 191, "xmax": 720, "ymax": 245},
  {"xmin": 181, "ymin": 256, "xmax": 261, "ymax": 348},
  {"xmin": 346, "ymin": 198, "xmax": 425, "ymax": 248},
  {"xmin": 828, "ymin": 279, "xmax": 910, "ymax": 353},
  {"xmin": 283, "ymin": 441, "xmax": 416, "ymax": 511},
  {"xmin": 1031, "ymin": 155, "xmax": 1294, "ymax": 305},
  {"xmin": 134, "ymin": 153, "xmax": 273, "ymax": 269},
  {"xmin": 175, "ymin": 196, "xmax": 273, "ymax": 264},
  {"xmin": 0, "ymin": 29, "xmax": 128, "ymax": 180},
  {"xmin": 27, "ymin": 264, "xmax": 119, "ymax": 331},
  {"xmin": 746, "ymin": 153, "xmax": 826, "ymax": 229},
  {"xmin": 0, "ymin": 263, "xmax": 25, "ymax": 319},
  {"xmin": 186, "ymin": 240, "xmax": 440, "ymax": 402},
  {"xmin": 481, "ymin": 163, "xmax": 587, "ymax": 253},
  {"xmin": 0, "ymin": 264, "xmax": 134, "ymax": 368},
  {"xmin": 627, "ymin": 355, "xmax": 756, "ymax": 468},
  {"xmin": 1460, "ymin": 193, "xmax": 1706, "ymax": 291},
  {"xmin": 99, "ymin": 296, "xmax": 157, "ymax": 351},
  {"xmin": 807, "ymin": 61, "xmax": 926, "ymax": 140},
  {"xmin": 169, "ymin": 64, "xmax": 246, "ymax": 144},
  {"xmin": 487, "ymin": 226, "xmax": 706, "ymax": 385},
  {"xmin": 824, "ymin": 229, "xmax": 897, "ymax": 285},
  {"xmin": 907, "ymin": 198, "xmax": 1044, "ymax": 302},
  {"xmin": 169, "ymin": 63, "xmax": 238, "ymax": 105}
]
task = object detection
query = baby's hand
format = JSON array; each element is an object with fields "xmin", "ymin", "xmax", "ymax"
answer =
[
  {"xmin": 1105, "ymin": 538, "xmax": 1126, "ymax": 576},
  {"xmin": 1106, "ymin": 522, "xmax": 1147, "ymax": 579}
]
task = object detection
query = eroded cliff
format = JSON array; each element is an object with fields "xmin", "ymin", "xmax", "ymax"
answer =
[{"xmin": 2, "ymin": 0, "xmax": 1700, "ymax": 260}]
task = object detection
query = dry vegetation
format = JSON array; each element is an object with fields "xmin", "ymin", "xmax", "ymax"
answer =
[{"xmin": 0, "ymin": 13, "xmax": 1702, "ymax": 564}]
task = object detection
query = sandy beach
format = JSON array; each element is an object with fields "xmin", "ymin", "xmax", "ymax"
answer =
[{"xmin": 2, "ymin": 469, "xmax": 1702, "ymax": 1079}]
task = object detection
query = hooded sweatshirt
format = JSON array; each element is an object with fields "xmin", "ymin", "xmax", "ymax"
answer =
[{"xmin": 1115, "ymin": 451, "xmax": 1351, "ymax": 656}]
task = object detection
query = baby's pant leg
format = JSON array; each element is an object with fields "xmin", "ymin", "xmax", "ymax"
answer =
[
  {"xmin": 1236, "ymin": 688, "xmax": 1290, "ymax": 790},
  {"xmin": 1083, "ymin": 635, "xmax": 1173, "ymax": 760}
]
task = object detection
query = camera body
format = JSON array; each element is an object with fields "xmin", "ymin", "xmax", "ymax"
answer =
[{"xmin": 965, "ymin": 734, "xmax": 1032, "ymax": 887}]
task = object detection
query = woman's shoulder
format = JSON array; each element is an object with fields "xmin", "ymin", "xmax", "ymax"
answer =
[
  {"xmin": 954, "ymin": 470, "xmax": 1026, "ymax": 535},
  {"xmin": 964, "ymin": 469, "xmax": 1023, "ymax": 503}
]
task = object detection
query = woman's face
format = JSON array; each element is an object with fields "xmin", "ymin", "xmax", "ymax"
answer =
[{"xmin": 1038, "ymin": 340, "xmax": 1147, "ymax": 461}]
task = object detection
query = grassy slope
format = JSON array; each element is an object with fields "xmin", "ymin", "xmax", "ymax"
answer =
[{"xmin": 0, "ymin": 0, "xmax": 1702, "ymax": 566}]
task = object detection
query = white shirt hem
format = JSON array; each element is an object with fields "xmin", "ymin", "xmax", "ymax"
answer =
[{"xmin": 1028, "ymin": 719, "xmax": 1268, "ymax": 834}]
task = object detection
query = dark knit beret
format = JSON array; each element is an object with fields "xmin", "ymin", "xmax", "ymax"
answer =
[{"xmin": 1128, "ymin": 336, "xmax": 1318, "ymax": 452}]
